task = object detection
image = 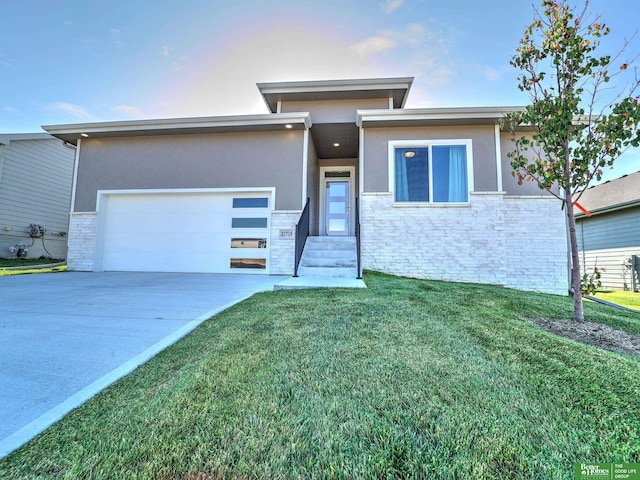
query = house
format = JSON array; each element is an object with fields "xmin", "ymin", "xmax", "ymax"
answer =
[
  {"xmin": 576, "ymin": 171, "xmax": 640, "ymax": 291},
  {"xmin": 42, "ymin": 77, "xmax": 568, "ymax": 294},
  {"xmin": 0, "ymin": 133, "xmax": 75, "ymax": 260}
]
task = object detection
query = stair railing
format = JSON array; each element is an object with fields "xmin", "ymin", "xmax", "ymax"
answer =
[{"xmin": 293, "ymin": 197, "xmax": 310, "ymax": 277}]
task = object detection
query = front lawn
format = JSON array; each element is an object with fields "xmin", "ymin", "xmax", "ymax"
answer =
[
  {"xmin": 0, "ymin": 258, "xmax": 64, "ymax": 268},
  {"xmin": 1, "ymin": 272, "xmax": 639, "ymax": 479},
  {"xmin": 594, "ymin": 290, "xmax": 640, "ymax": 311}
]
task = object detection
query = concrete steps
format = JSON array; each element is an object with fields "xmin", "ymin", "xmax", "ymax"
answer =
[{"xmin": 296, "ymin": 236, "xmax": 358, "ymax": 279}]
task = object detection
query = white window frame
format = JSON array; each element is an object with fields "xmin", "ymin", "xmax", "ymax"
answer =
[{"xmin": 388, "ymin": 139, "xmax": 474, "ymax": 205}]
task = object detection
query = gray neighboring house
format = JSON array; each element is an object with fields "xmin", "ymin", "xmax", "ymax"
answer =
[
  {"xmin": 43, "ymin": 77, "xmax": 569, "ymax": 294},
  {"xmin": 0, "ymin": 133, "xmax": 75, "ymax": 260},
  {"xmin": 576, "ymin": 171, "xmax": 640, "ymax": 291}
]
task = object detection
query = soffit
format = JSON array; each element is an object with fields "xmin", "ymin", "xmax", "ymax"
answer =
[{"xmin": 310, "ymin": 123, "xmax": 359, "ymax": 159}]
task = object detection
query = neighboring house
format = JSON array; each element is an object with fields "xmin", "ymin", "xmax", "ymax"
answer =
[
  {"xmin": 0, "ymin": 133, "xmax": 75, "ymax": 260},
  {"xmin": 42, "ymin": 77, "xmax": 568, "ymax": 294},
  {"xmin": 576, "ymin": 171, "xmax": 640, "ymax": 291}
]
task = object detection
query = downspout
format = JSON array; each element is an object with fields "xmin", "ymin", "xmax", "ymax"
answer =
[
  {"xmin": 357, "ymin": 125, "xmax": 365, "ymax": 279},
  {"xmin": 68, "ymin": 138, "xmax": 81, "ymax": 217},
  {"xmin": 301, "ymin": 129, "xmax": 309, "ymax": 211},
  {"xmin": 494, "ymin": 124, "xmax": 503, "ymax": 192}
]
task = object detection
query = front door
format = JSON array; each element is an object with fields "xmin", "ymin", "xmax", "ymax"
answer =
[{"xmin": 325, "ymin": 181, "xmax": 349, "ymax": 236}]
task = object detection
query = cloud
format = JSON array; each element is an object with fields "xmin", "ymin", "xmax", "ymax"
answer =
[
  {"xmin": 382, "ymin": 0, "xmax": 403, "ymax": 13},
  {"xmin": 349, "ymin": 23, "xmax": 426, "ymax": 57},
  {"xmin": 477, "ymin": 65, "xmax": 502, "ymax": 83},
  {"xmin": 44, "ymin": 102, "xmax": 92, "ymax": 119},
  {"xmin": 172, "ymin": 57, "xmax": 190, "ymax": 71},
  {"xmin": 111, "ymin": 105, "xmax": 147, "ymax": 119},
  {"xmin": 349, "ymin": 34, "xmax": 396, "ymax": 56},
  {"xmin": 2, "ymin": 106, "xmax": 23, "ymax": 116},
  {"xmin": 162, "ymin": 45, "xmax": 171, "ymax": 57},
  {"xmin": 0, "ymin": 52, "xmax": 17, "ymax": 68},
  {"xmin": 110, "ymin": 28, "xmax": 124, "ymax": 45}
]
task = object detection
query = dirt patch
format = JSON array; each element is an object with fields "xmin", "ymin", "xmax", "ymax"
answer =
[{"xmin": 532, "ymin": 318, "xmax": 640, "ymax": 359}]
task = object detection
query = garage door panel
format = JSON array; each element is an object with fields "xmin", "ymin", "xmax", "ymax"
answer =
[
  {"xmin": 100, "ymin": 192, "xmax": 271, "ymax": 273},
  {"xmin": 105, "ymin": 213, "xmax": 233, "ymax": 234}
]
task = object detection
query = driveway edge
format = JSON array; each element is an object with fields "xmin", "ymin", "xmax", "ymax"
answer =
[{"xmin": 0, "ymin": 298, "xmax": 245, "ymax": 459}]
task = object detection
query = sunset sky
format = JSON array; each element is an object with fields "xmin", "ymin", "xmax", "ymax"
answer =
[{"xmin": 1, "ymin": 0, "xmax": 639, "ymax": 181}]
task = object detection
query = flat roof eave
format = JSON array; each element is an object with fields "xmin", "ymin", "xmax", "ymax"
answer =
[
  {"xmin": 357, "ymin": 106, "xmax": 526, "ymax": 128},
  {"xmin": 258, "ymin": 77, "xmax": 414, "ymax": 112},
  {"xmin": 42, "ymin": 113, "xmax": 312, "ymax": 145}
]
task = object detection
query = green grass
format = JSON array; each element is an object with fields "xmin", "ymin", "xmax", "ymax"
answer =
[
  {"xmin": 1, "ymin": 272, "xmax": 639, "ymax": 479},
  {"xmin": 594, "ymin": 290, "xmax": 640, "ymax": 311},
  {"xmin": 0, "ymin": 258, "xmax": 63, "ymax": 267}
]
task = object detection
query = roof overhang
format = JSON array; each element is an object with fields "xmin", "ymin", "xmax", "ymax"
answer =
[
  {"xmin": 0, "ymin": 132, "xmax": 53, "ymax": 145},
  {"xmin": 42, "ymin": 113, "xmax": 312, "ymax": 145},
  {"xmin": 357, "ymin": 106, "xmax": 526, "ymax": 129},
  {"xmin": 258, "ymin": 77, "xmax": 414, "ymax": 113},
  {"xmin": 575, "ymin": 199, "xmax": 640, "ymax": 218}
]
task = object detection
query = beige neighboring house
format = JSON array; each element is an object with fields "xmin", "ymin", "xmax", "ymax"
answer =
[
  {"xmin": 42, "ymin": 77, "xmax": 569, "ymax": 294},
  {"xmin": 0, "ymin": 133, "xmax": 75, "ymax": 260},
  {"xmin": 576, "ymin": 171, "xmax": 640, "ymax": 291}
]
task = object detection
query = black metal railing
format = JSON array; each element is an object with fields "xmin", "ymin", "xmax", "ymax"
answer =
[
  {"xmin": 293, "ymin": 197, "xmax": 310, "ymax": 277},
  {"xmin": 355, "ymin": 196, "xmax": 362, "ymax": 279}
]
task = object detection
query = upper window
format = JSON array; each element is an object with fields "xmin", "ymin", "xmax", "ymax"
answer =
[{"xmin": 390, "ymin": 140, "xmax": 473, "ymax": 203}]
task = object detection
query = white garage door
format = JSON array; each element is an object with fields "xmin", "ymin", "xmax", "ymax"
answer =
[{"xmin": 98, "ymin": 191, "xmax": 272, "ymax": 273}]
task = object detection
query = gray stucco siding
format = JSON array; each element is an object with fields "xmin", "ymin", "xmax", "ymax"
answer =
[
  {"xmin": 282, "ymin": 98, "xmax": 389, "ymax": 123},
  {"xmin": 74, "ymin": 131, "xmax": 305, "ymax": 212},
  {"xmin": 362, "ymin": 125, "xmax": 498, "ymax": 193},
  {"xmin": 500, "ymin": 133, "xmax": 555, "ymax": 196}
]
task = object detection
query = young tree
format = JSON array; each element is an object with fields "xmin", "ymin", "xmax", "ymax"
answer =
[{"xmin": 506, "ymin": 0, "xmax": 640, "ymax": 321}]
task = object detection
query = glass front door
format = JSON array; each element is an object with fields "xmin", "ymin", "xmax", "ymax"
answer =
[{"xmin": 326, "ymin": 181, "xmax": 349, "ymax": 235}]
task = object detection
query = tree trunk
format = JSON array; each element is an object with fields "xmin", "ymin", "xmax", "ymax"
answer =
[{"xmin": 565, "ymin": 187, "xmax": 585, "ymax": 322}]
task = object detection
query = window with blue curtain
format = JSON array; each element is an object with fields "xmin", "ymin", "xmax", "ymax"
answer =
[
  {"xmin": 394, "ymin": 147, "xmax": 428, "ymax": 202},
  {"xmin": 395, "ymin": 144, "xmax": 468, "ymax": 203}
]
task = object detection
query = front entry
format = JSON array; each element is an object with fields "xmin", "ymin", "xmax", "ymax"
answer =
[{"xmin": 325, "ymin": 181, "xmax": 349, "ymax": 236}]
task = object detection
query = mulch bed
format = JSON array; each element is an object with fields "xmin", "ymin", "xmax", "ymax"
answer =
[{"xmin": 533, "ymin": 318, "xmax": 640, "ymax": 359}]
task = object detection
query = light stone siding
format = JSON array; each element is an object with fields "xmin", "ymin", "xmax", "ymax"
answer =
[
  {"xmin": 67, "ymin": 212, "xmax": 97, "ymax": 271},
  {"xmin": 269, "ymin": 211, "xmax": 300, "ymax": 275},
  {"xmin": 360, "ymin": 192, "xmax": 568, "ymax": 295}
]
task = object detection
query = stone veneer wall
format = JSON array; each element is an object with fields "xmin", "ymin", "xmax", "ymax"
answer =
[
  {"xmin": 360, "ymin": 192, "xmax": 568, "ymax": 295},
  {"xmin": 67, "ymin": 212, "xmax": 97, "ymax": 271},
  {"xmin": 269, "ymin": 211, "xmax": 300, "ymax": 275}
]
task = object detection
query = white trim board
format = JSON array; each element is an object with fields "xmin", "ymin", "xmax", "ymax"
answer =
[{"xmin": 319, "ymin": 166, "xmax": 356, "ymax": 236}]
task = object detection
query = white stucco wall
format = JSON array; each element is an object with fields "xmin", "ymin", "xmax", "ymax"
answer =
[{"xmin": 360, "ymin": 192, "xmax": 568, "ymax": 295}]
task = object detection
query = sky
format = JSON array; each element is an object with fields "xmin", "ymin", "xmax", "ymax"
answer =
[{"xmin": 1, "ymin": 0, "xmax": 639, "ymax": 183}]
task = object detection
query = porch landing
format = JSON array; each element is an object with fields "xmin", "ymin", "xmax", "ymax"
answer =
[{"xmin": 275, "ymin": 236, "xmax": 366, "ymax": 290}]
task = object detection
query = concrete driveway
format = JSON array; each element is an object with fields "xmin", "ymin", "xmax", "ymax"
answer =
[{"xmin": 0, "ymin": 272, "xmax": 282, "ymax": 457}]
